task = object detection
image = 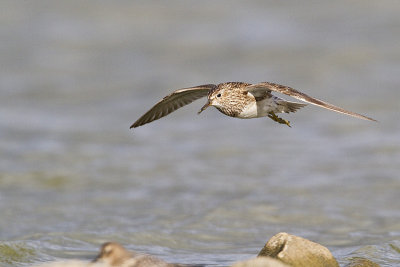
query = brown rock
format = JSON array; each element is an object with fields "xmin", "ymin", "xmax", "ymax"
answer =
[
  {"xmin": 92, "ymin": 242, "xmax": 185, "ymax": 267},
  {"xmin": 231, "ymin": 256, "xmax": 290, "ymax": 267},
  {"xmin": 32, "ymin": 260, "xmax": 106, "ymax": 267},
  {"xmin": 258, "ymin": 232, "xmax": 339, "ymax": 267}
]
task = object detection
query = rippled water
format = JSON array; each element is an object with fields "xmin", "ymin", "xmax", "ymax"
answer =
[{"xmin": 1, "ymin": 1, "xmax": 399, "ymax": 266}]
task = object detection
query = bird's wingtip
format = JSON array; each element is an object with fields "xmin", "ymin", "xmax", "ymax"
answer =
[{"xmin": 362, "ymin": 115, "xmax": 378, "ymax": 122}]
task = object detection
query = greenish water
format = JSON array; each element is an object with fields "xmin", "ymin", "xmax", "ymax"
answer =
[{"xmin": 0, "ymin": 1, "xmax": 399, "ymax": 266}]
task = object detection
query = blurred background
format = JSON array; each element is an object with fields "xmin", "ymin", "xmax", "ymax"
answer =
[{"xmin": 0, "ymin": 1, "xmax": 399, "ymax": 266}]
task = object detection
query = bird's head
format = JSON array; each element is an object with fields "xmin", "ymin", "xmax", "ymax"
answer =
[{"xmin": 198, "ymin": 87, "xmax": 226, "ymax": 114}]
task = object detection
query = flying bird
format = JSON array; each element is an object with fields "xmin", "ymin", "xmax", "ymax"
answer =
[{"xmin": 130, "ymin": 82, "xmax": 376, "ymax": 128}]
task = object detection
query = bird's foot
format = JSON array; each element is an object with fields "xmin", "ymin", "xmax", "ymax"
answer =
[{"xmin": 268, "ymin": 112, "xmax": 291, "ymax": 127}]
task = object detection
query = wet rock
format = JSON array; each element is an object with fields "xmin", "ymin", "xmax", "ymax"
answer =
[
  {"xmin": 258, "ymin": 232, "xmax": 339, "ymax": 267},
  {"xmin": 32, "ymin": 260, "xmax": 106, "ymax": 267},
  {"xmin": 93, "ymin": 242, "xmax": 187, "ymax": 267},
  {"xmin": 345, "ymin": 257, "xmax": 380, "ymax": 267},
  {"xmin": 231, "ymin": 256, "xmax": 290, "ymax": 267}
]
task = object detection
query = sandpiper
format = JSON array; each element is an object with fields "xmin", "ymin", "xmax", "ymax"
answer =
[
  {"xmin": 92, "ymin": 242, "xmax": 187, "ymax": 267},
  {"xmin": 130, "ymin": 82, "xmax": 376, "ymax": 128}
]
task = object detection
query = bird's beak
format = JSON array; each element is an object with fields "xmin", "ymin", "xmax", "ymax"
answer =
[{"xmin": 198, "ymin": 101, "xmax": 210, "ymax": 114}]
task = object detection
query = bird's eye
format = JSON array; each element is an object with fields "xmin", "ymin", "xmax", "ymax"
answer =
[{"xmin": 217, "ymin": 93, "xmax": 221, "ymax": 98}]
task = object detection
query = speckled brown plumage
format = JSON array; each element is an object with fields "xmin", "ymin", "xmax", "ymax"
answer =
[{"xmin": 210, "ymin": 82, "xmax": 253, "ymax": 117}]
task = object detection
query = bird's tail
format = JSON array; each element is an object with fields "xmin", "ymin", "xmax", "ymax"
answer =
[{"xmin": 278, "ymin": 100, "xmax": 307, "ymax": 113}]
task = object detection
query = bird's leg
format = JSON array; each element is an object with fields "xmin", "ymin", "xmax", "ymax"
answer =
[{"xmin": 268, "ymin": 112, "xmax": 291, "ymax": 127}]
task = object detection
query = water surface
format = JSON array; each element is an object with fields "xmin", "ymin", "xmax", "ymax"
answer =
[{"xmin": 0, "ymin": 1, "xmax": 399, "ymax": 266}]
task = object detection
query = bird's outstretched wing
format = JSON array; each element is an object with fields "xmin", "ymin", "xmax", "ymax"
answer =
[
  {"xmin": 130, "ymin": 84, "xmax": 216, "ymax": 128},
  {"xmin": 245, "ymin": 82, "xmax": 376, "ymax": 121}
]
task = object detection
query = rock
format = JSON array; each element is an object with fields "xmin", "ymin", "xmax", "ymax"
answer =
[
  {"xmin": 231, "ymin": 256, "xmax": 290, "ymax": 267},
  {"xmin": 32, "ymin": 260, "xmax": 106, "ymax": 267},
  {"xmin": 258, "ymin": 232, "xmax": 339, "ymax": 267},
  {"xmin": 93, "ymin": 242, "xmax": 187, "ymax": 267},
  {"xmin": 345, "ymin": 257, "xmax": 380, "ymax": 267}
]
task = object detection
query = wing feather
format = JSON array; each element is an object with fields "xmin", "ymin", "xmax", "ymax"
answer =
[
  {"xmin": 246, "ymin": 82, "xmax": 376, "ymax": 121},
  {"xmin": 130, "ymin": 84, "xmax": 216, "ymax": 128}
]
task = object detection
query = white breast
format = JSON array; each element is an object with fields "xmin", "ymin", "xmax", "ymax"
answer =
[
  {"xmin": 238, "ymin": 98, "xmax": 278, "ymax": 118},
  {"xmin": 238, "ymin": 101, "xmax": 258, "ymax": 118}
]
